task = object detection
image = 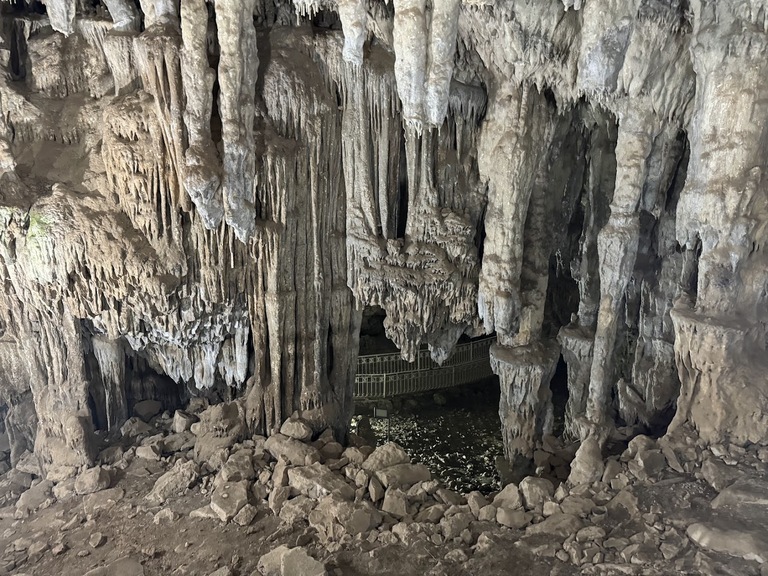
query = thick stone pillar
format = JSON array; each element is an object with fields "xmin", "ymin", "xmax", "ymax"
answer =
[
  {"xmin": 670, "ymin": 1, "xmax": 768, "ymax": 445},
  {"xmin": 584, "ymin": 104, "xmax": 660, "ymax": 434}
]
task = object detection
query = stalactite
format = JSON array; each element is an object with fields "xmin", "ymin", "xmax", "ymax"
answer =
[
  {"xmin": 43, "ymin": 0, "xmax": 77, "ymax": 37},
  {"xmin": 216, "ymin": 0, "xmax": 259, "ymax": 243},
  {"xmin": 180, "ymin": 0, "xmax": 223, "ymax": 229},
  {"xmin": 477, "ymin": 82, "xmax": 557, "ymax": 343}
]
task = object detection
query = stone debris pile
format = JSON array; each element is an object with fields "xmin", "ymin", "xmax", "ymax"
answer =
[{"xmin": 1, "ymin": 402, "xmax": 767, "ymax": 576}]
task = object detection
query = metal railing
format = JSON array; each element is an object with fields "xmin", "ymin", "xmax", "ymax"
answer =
[{"xmin": 354, "ymin": 336, "xmax": 496, "ymax": 398}]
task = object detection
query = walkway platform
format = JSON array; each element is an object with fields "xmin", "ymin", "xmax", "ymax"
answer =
[{"xmin": 354, "ymin": 335, "xmax": 496, "ymax": 398}]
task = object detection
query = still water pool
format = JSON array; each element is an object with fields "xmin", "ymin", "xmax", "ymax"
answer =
[{"xmin": 354, "ymin": 378, "xmax": 503, "ymax": 494}]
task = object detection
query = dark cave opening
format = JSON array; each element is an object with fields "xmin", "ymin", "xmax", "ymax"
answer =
[
  {"xmin": 395, "ymin": 128, "xmax": 409, "ymax": 239},
  {"xmin": 550, "ymin": 354, "xmax": 569, "ymax": 438}
]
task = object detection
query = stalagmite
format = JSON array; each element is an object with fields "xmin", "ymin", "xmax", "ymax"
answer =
[
  {"xmin": 583, "ymin": 104, "xmax": 660, "ymax": 435},
  {"xmin": 670, "ymin": 0, "xmax": 768, "ymax": 445}
]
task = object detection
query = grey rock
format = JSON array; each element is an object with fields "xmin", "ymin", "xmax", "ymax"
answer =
[
  {"xmin": 279, "ymin": 418, "xmax": 313, "ymax": 442},
  {"xmin": 75, "ymin": 467, "xmax": 111, "ymax": 495},
  {"xmin": 519, "ymin": 476, "xmax": 554, "ymax": 510},
  {"xmin": 15, "ymin": 480, "xmax": 54, "ymax": 516},
  {"xmin": 134, "ymin": 400, "xmax": 162, "ymax": 422},
  {"xmin": 415, "ymin": 503, "xmax": 447, "ymax": 523},
  {"xmin": 374, "ymin": 463, "xmax": 431, "ymax": 489},
  {"xmin": 83, "ymin": 557, "xmax": 145, "ymax": 576},
  {"xmin": 525, "ymin": 513, "xmax": 583, "ymax": 539},
  {"xmin": 258, "ymin": 544, "xmax": 290, "ymax": 576},
  {"xmin": 628, "ymin": 449, "xmax": 666, "ymax": 480},
  {"xmin": 264, "ymin": 434, "xmax": 322, "ymax": 466},
  {"xmin": 568, "ymin": 437, "xmax": 604, "ymax": 486},
  {"xmin": 172, "ymin": 410, "xmax": 198, "ymax": 434},
  {"xmin": 466, "ymin": 491, "xmax": 489, "ymax": 518},
  {"xmin": 368, "ymin": 476, "xmax": 385, "ymax": 503},
  {"xmin": 496, "ymin": 507, "xmax": 532, "ymax": 529},
  {"xmin": 135, "ymin": 444, "xmax": 161, "ymax": 461},
  {"xmin": 477, "ymin": 504, "xmax": 497, "ymax": 522},
  {"xmin": 210, "ymin": 480, "xmax": 250, "ymax": 522},
  {"xmin": 120, "ymin": 417, "xmax": 152, "ymax": 438},
  {"xmin": 220, "ymin": 449, "xmax": 255, "ymax": 482},
  {"xmin": 319, "ymin": 441, "xmax": 344, "ymax": 461},
  {"xmin": 89, "ymin": 532, "xmax": 107, "ymax": 548},
  {"xmin": 279, "ymin": 496, "xmax": 317, "ymax": 525},
  {"xmin": 701, "ymin": 461, "xmax": 746, "ymax": 493},
  {"xmin": 288, "ymin": 463, "xmax": 354, "ymax": 500},
  {"xmin": 269, "ymin": 485, "xmax": 291, "ymax": 516},
  {"xmin": 361, "ymin": 442, "xmax": 410, "ymax": 472},
  {"xmin": 711, "ymin": 478, "xmax": 768, "ymax": 510},
  {"xmin": 381, "ymin": 488, "xmax": 409, "ymax": 518},
  {"xmin": 687, "ymin": 519, "xmax": 768, "ymax": 563},
  {"xmin": 440, "ymin": 511, "xmax": 474, "ymax": 539},
  {"xmin": 493, "ymin": 483, "xmax": 522, "ymax": 510},
  {"xmin": 233, "ymin": 503, "xmax": 258, "ymax": 526},
  {"xmin": 145, "ymin": 459, "xmax": 198, "ymax": 505}
]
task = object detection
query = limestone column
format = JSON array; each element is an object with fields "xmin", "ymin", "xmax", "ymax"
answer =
[
  {"xmin": 583, "ymin": 103, "xmax": 660, "ymax": 435},
  {"xmin": 670, "ymin": 1, "xmax": 768, "ymax": 444},
  {"xmin": 558, "ymin": 117, "xmax": 616, "ymax": 439}
]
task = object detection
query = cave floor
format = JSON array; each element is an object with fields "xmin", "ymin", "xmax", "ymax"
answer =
[{"xmin": 1, "ymin": 424, "xmax": 767, "ymax": 576}]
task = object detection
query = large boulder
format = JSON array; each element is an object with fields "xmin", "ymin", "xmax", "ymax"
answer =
[
  {"xmin": 210, "ymin": 480, "xmax": 250, "ymax": 522},
  {"xmin": 172, "ymin": 410, "xmax": 198, "ymax": 434},
  {"xmin": 526, "ymin": 513, "xmax": 584, "ymax": 540},
  {"xmin": 279, "ymin": 417, "xmax": 313, "ymax": 442},
  {"xmin": 493, "ymin": 483, "xmax": 522, "ymax": 510},
  {"xmin": 257, "ymin": 545, "xmax": 326, "ymax": 576},
  {"xmin": 145, "ymin": 459, "xmax": 199, "ymax": 505},
  {"xmin": 567, "ymin": 436, "xmax": 604, "ymax": 486},
  {"xmin": 361, "ymin": 442, "xmax": 409, "ymax": 472},
  {"xmin": 519, "ymin": 476, "xmax": 554, "ymax": 511},
  {"xmin": 265, "ymin": 434, "xmax": 321, "ymax": 466},
  {"xmin": 133, "ymin": 400, "xmax": 162, "ymax": 422},
  {"xmin": 75, "ymin": 467, "xmax": 111, "ymax": 495},
  {"xmin": 288, "ymin": 463, "xmax": 354, "ymax": 500},
  {"xmin": 374, "ymin": 463, "xmax": 431, "ymax": 489},
  {"xmin": 688, "ymin": 519, "xmax": 768, "ymax": 563},
  {"xmin": 192, "ymin": 402, "xmax": 247, "ymax": 468}
]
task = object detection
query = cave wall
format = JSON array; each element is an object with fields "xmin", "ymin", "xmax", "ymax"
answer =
[{"xmin": 0, "ymin": 0, "xmax": 766, "ymax": 474}]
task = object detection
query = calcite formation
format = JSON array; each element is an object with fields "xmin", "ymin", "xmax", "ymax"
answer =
[{"xmin": 0, "ymin": 0, "xmax": 766, "ymax": 475}]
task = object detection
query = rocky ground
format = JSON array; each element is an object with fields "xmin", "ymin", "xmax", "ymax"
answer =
[{"xmin": 1, "ymin": 399, "xmax": 767, "ymax": 576}]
